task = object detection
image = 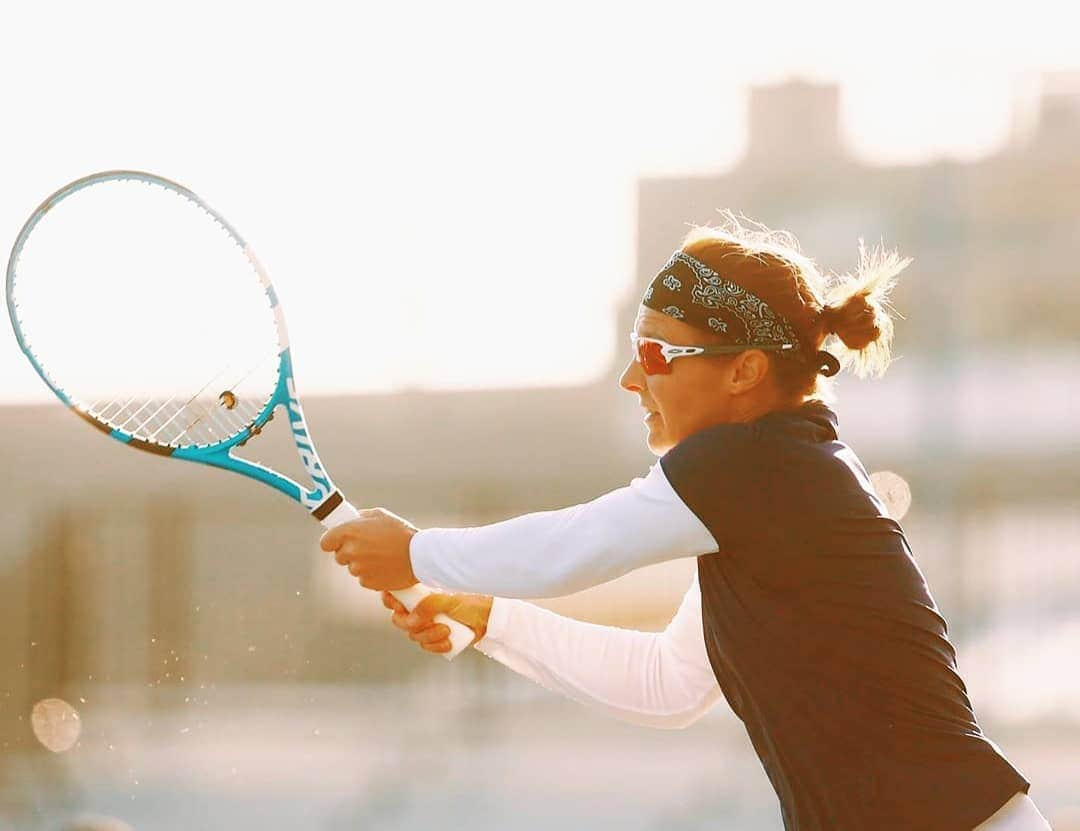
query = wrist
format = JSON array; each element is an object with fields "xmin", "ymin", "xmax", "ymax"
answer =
[
  {"xmin": 450, "ymin": 593, "xmax": 493, "ymax": 642},
  {"xmin": 471, "ymin": 594, "xmax": 494, "ymax": 641},
  {"xmin": 476, "ymin": 595, "xmax": 518, "ymax": 646},
  {"xmin": 405, "ymin": 528, "xmax": 419, "ymax": 584},
  {"xmin": 407, "ymin": 528, "xmax": 430, "ymax": 586},
  {"xmin": 406, "ymin": 529, "xmax": 421, "ymax": 586}
]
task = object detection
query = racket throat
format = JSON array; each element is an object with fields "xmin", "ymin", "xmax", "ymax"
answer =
[
  {"xmin": 311, "ymin": 490, "xmax": 345, "ymax": 522},
  {"xmin": 280, "ymin": 371, "xmax": 335, "ymax": 510}
]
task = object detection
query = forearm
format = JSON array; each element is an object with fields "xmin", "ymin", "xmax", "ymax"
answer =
[
  {"xmin": 476, "ymin": 581, "xmax": 721, "ymax": 729},
  {"xmin": 410, "ymin": 464, "xmax": 716, "ymax": 598}
]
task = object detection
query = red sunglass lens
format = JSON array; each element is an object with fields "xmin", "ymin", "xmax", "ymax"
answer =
[{"xmin": 636, "ymin": 339, "xmax": 671, "ymax": 374}]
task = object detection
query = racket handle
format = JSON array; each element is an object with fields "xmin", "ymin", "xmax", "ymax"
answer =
[{"xmin": 318, "ymin": 496, "xmax": 475, "ymax": 661}]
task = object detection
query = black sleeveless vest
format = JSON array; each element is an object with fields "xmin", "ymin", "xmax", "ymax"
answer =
[{"xmin": 660, "ymin": 401, "xmax": 1028, "ymax": 831}]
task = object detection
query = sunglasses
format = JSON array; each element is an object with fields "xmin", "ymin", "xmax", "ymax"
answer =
[{"xmin": 629, "ymin": 333, "xmax": 797, "ymax": 375}]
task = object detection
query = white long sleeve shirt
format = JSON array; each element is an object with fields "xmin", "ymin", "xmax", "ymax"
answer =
[
  {"xmin": 410, "ymin": 463, "xmax": 718, "ymax": 598},
  {"xmin": 409, "ymin": 463, "xmax": 723, "ymax": 727},
  {"xmin": 475, "ymin": 574, "xmax": 724, "ymax": 728}
]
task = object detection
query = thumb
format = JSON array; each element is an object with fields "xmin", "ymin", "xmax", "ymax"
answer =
[
  {"xmin": 409, "ymin": 592, "xmax": 457, "ymax": 624},
  {"xmin": 319, "ymin": 519, "xmax": 363, "ymax": 552}
]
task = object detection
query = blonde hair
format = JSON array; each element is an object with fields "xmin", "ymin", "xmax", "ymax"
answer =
[{"xmin": 680, "ymin": 211, "xmax": 911, "ymax": 394}]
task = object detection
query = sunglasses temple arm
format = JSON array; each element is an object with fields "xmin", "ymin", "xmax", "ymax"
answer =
[{"xmin": 699, "ymin": 343, "xmax": 797, "ymax": 355}]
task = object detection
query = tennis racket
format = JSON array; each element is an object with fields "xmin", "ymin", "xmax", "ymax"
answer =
[{"xmin": 5, "ymin": 170, "xmax": 474, "ymax": 659}]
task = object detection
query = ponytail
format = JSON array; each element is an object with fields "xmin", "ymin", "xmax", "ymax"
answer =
[{"xmin": 821, "ymin": 240, "xmax": 912, "ymax": 379}]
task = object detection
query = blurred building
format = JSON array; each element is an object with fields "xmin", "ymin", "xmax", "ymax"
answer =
[{"xmin": 2, "ymin": 75, "xmax": 1079, "ymax": 770}]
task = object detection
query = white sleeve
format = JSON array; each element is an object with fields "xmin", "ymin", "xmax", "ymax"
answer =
[
  {"xmin": 409, "ymin": 462, "xmax": 717, "ymax": 598},
  {"xmin": 475, "ymin": 571, "xmax": 723, "ymax": 729}
]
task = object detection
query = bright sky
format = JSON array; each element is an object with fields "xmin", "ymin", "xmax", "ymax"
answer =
[{"xmin": 2, "ymin": 0, "xmax": 1078, "ymax": 402}]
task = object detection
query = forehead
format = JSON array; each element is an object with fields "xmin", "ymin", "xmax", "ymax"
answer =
[
  {"xmin": 633, "ymin": 306, "xmax": 674, "ymax": 335},
  {"xmin": 633, "ymin": 305, "xmax": 708, "ymax": 343}
]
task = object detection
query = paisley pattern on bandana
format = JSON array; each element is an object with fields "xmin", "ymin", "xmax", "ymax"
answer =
[{"xmin": 642, "ymin": 250, "xmax": 800, "ymax": 347}]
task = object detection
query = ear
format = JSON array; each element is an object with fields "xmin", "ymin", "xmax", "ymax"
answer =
[{"xmin": 730, "ymin": 350, "xmax": 772, "ymax": 395}]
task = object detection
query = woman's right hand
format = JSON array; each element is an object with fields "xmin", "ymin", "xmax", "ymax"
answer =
[{"xmin": 381, "ymin": 591, "xmax": 494, "ymax": 654}]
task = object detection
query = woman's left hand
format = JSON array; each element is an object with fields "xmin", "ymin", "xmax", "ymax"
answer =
[
  {"xmin": 319, "ymin": 507, "xmax": 420, "ymax": 590},
  {"xmin": 382, "ymin": 591, "xmax": 494, "ymax": 654}
]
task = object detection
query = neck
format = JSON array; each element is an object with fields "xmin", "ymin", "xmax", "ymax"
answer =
[{"xmin": 730, "ymin": 387, "xmax": 803, "ymax": 424}]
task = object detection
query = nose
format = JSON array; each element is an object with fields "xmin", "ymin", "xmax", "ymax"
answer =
[{"xmin": 619, "ymin": 358, "xmax": 644, "ymax": 393}]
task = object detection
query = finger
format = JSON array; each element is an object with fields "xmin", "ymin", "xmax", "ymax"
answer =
[
  {"xmin": 334, "ymin": 542, "xmax": 361, "ymax": 566},
  {"xmin": 348, "ymin": 561, "xmax": 366, "ymax": 577},
  {"xmin": 396, "ymin": 614, "xmax": 440, "ymax": 635},
  {"xmin": 422, "ymin": 639, "xmax": 452, "ymax": 654},
  {"xmin": 319, "ymin": 522, "xmax": 360, "ymax": 552},
  {"xmin": 410, "ymin": 624, "xmax": 451, "ymax": 645},
  {"xmin": 406, "ymin": 622, "xmax": 440, "ymax": 640},
  {"xmin": 390, "ymin": 606, "xmax": 422, "ymax": 631},
  {"xmin": 382, "ymin": 592, "xmax": 407, "ymax": 614}
]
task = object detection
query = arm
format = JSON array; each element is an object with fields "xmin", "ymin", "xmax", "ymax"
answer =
[
  {"xmin": 475, "ymin": 572, "xmax": 722, "ymax": 729},
  {"xmin": 409, "ymin": 463, "xmax": 717, "ymax": 598}
]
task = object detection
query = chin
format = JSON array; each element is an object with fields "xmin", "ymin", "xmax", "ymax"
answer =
[{"xmin": 646, "ymin": 430, "xmax": 674, "ymax": 457}]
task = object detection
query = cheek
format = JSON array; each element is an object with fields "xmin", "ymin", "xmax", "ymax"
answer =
[
  {"xmin": 649, "ymin": 367, "xmax": 726, "ymax": 435},
  {"xmin": 646, "ymin": 375, "xmax": 685, "ymax": 420}
]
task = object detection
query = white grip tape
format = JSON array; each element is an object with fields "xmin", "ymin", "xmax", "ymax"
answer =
[{"xmin": 319, "ymin": 498, "xmax": 475, "ymax": 661}]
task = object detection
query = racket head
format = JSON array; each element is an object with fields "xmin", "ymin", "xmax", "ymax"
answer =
[{"xmin": 5, "ymin": 170, "xmax": 327, "ymax": 506}]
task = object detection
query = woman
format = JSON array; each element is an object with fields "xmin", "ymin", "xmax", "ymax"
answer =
[{"xmin": 321, "ymin": 217, "xmax": 1050, "ymax": 830}]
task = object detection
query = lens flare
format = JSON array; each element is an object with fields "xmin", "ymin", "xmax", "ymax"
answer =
[
  {"xmin": 30, "ymin": 697, "xmax": 81, "ymax": 753},
  {"xmin": 870, "ymin": 470, "xmax": 912, "ymax": 521}
]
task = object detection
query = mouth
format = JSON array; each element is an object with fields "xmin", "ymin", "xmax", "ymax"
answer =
[{"xmin": 643, "ymin": 409, "xmax": 660, "ymax": 423}]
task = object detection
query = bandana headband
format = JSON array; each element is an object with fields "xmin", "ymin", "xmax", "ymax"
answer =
[
  {"xmin": 642, "ymin": 251, "xmax": 800, "ymax": 347},
  {"xmin": 641, "ymin": 251, "xmax": 842, "ymax": 377}
]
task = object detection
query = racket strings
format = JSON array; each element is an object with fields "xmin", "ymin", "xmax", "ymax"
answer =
[
  {"xmin": 10, "ymin": 176, "xmax": 284, "ymax": 450},
  {"xmin": 148, "ymin": 349, "xmax": 280, "ymax": 445},
  {"xmin": 87, "ymin": 354, "xmax": 276, "ymax": 447},
  {"xmin": 125, "ymin": 364, "xmax": 243, "ymax": 440},
  {"xmin": 90, "ymin": 391, "xmax": 254, "ymax": 446}
]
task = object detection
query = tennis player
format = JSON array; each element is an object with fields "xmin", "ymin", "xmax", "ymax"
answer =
[{"xmin": 321, "ymin": 219, "xmax": 1050, "ymax": 830}]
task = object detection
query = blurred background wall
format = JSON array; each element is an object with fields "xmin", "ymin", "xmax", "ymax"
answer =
[{"xmin": 2, "ymin": 74, "xmax": 1079, "ymax": 830}]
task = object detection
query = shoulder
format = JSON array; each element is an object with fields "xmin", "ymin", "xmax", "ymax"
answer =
[
  {"xmin": 658, "ymin": 423, "xmax": 765, "ymax": 545},
  {"xmin": 661, "ymin": 421, "xmax": 759, "ymax": 470},
  {"xmin": 658, "ymin": 404, "xmax": 847, "ymax": 541},
  {"xmin": 658, "ymin": 416, "xmax": 790, "ymax": 490}
]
